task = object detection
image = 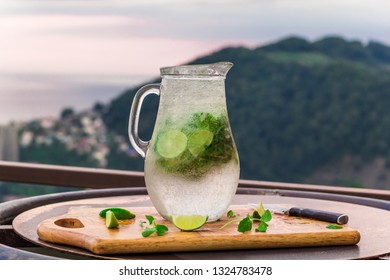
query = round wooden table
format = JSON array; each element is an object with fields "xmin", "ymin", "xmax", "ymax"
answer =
[{"xmin": 10, "ymin": 188, "xmax": 390, "ymax": 260}]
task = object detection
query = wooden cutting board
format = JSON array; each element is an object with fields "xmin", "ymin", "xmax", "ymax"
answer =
[{"xmin": 36, "ymin": 205, "xmax": 360, "ymax": 255}]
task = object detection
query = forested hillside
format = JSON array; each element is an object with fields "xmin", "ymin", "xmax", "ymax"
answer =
[{"xmin": 102, "ymin": 36, "xmax": 390, "ymax": 188}]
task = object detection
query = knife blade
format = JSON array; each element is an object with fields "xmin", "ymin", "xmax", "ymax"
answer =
[{"xmin": 249, "ymin": 204, "xmax": 349, "ymax": 225}]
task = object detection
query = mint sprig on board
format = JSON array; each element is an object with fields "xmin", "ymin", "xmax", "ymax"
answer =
[
  {"xmin": 141, "ymin": 215, "xmax": 169, "ymax": 237},
  {"xmin": 255, "ymin": 209, "xmax": 272, "ymax": 232},
  {"xmin": 221, "ymin": 203, "xmax": 273, "ymax": 233}
]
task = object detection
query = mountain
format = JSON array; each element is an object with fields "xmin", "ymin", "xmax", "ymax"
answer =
[{"xmin": 100, "ymin": 36, "xmax": 390, "ymax": 189}]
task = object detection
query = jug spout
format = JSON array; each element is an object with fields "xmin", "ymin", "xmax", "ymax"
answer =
[
  {"xmin": 211, "ymin": 61, "xmax": 233, "ymax": 77},
  {"xmin": 160, "ymin": 61, "xmax": 233, "ymax": 78}
]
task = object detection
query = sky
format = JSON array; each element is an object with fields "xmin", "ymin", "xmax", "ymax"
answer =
[
  {"xmin": 1, "ymin": 0, "xmax": 390, "ymax": 124},
  {"xmin": 1, "ymin": 0, "xmax": 390, "ymax": 77}
]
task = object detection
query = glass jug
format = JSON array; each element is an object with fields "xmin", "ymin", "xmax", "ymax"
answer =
[{"xmin": 128, "ymin": 61, "xmax": 240, "ymax": 222}]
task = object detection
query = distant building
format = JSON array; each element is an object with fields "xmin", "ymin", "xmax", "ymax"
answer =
[{"xmin": 0, "ymin": 124, "xmax": 19, "ymax": 161}]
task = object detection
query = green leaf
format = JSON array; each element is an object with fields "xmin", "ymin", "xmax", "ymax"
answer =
[
  {"xmin": 220, "ymin": 202, "xmax": 272, "ymax": 233},
  {"xmin": 227, "ymin": 210, "xmax": 236, "ymax": 218},
  {"xmin": 251, "ymin": 202, "xmax": 266, "ymax": 219},
  {"xmin": 237, "ymin": 214, "xmax": 252, "ymax": 233},
  {"xmin": 141, "ymin": 227, "xmax": 156, "ymax": 237},
  {"xmin": 155, "ymin": 224, "xmax": 169, "ymax": 236},
  {"xmin": 256, "ymin": 221, "xmax": 269, "ymax": 232},
  {"xmin": 258, "ymin": 202, "xmax": 266, "ymax": 216},
  {"xmin": 261, "ymin": 209, "xmax": 272, "ymax": 223},
  {"xmin": 252, "ymin": 209, "xmax": 261, "ymax": 220},
  {"xmin": 326, "ymin": 224, "xmax": 343, "ymax": 230},
  {"xmin": 145, "ymin": 215, "xmax": 155, "ymax": 225},
  {"xmin": 141, "ymin": 215, "xmax": 169, "ymax": 237}
]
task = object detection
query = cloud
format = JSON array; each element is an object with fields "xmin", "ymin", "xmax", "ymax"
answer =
[
  {"xmin": 0, "ymin": 13, "xmax": 226, "ymax": 75},
  {"xmin": 1, "ymin": 0, "xmax": 390, "ymax": 76}
]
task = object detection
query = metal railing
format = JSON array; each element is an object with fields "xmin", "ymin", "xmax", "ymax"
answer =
[
  {"xmin": 1, "ymin": 160, "xmax": 390, "ymax": 260},
  {"xmin": 1, "ymin": 160, "xmax": 390, "ymax": 201}
]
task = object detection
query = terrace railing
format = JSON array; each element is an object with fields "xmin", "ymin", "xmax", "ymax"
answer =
[
  {"xmin": 1, "ymin": 160, "xmax": 390, "ymax": 259},
  {"xmin": 1, "ymin": 160, "xmax": 390, "ymax": 200}
]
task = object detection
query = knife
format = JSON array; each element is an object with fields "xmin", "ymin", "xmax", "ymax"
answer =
[{"xmin": 249, "ymin": 204, "xmax": 349, "ymax": 225}]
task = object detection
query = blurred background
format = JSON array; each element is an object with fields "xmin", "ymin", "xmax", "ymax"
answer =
[{"xmin": 2, "ymin": 0, "xmax": 390, "ymax": 201}]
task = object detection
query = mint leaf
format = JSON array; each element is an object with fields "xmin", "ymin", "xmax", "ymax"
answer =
[
  {"xmin": 227, "ymin": 210, "xmax": 236, "ymax": 218},
  {"xmin": 258, "ymin": 202, "xmax": 266, "ymax": 216},
  {"xmin": 252, "ymin": 209, "xmax": 261, "ymax": 220},
  {"xmin": 142, "ymin": 227, "xmax": 156, "ymax": 237},
  {"xmin": 238, "ymin": 214, "xmax": 252, "ymax": 233},
  {"xmin": 146, "ymin": 215, "xmax": 155, "ymax": 225},
  {"xmin": 261, "ymin": 209, "xmax": 272, "ymax": 223},
  {"xmin": 142, "ymin": 215, "xmax": 169, "ymax": 237},
  {"xmin": 256, "ymin": 221, "xmax": 269, "ymax": 232},
  {"xmin": 155, "ymin": 224, "xmax": 169, "ymax": 236},
  {"xmin": 326, "ymin": 224, "xmax": 343, "ymax": 230}
]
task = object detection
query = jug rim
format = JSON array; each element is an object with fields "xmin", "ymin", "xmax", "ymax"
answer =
[{"xmin": 160, "ymin": 61, "xmax": 233, "ymax": 77}]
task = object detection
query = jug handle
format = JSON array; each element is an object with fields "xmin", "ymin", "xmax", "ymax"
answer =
[{"xmin": 128, "ymin": 84, "xmax": 160, "ymax": 158}]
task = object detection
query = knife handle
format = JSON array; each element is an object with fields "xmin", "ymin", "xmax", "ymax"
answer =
[{"xmin": 289, "ymin": 207, "xmax": 349, "ymax": 225}]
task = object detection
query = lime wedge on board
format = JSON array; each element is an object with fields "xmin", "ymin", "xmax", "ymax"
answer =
[
  {"xmin": 171, "ymin": 215, "xmax": 208, "ymax": 231},
  {"xmin": 105, "ymin": 210, "xmax": 119, "ymax": 229}
]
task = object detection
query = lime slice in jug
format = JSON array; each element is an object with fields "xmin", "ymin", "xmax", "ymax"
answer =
[
  {"xmin": 187, "ymin": 129, "xmax": 213, "ymax": 157},
  {"xmin": 156, "ymin": 130, "xmax": 187, "ymax": 159},
  {"xmin": 105, "ymin": 210, "xmax": 119, "ymax": 229},
  {"xmin": 171, "ymin": 215, "xmax": 208, "ymax": 231}
]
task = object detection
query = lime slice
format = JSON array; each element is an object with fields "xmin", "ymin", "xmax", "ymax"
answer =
[
  {"xmin": 99, "ymin": 208, "xmax": 136, "ymax": 219},
  {"xmin": 171, "ymin": 215, "xmax": 208, "ymax": 231},
  {"xmin": 156, "ymin": 130, "xmax": 187, "ymax": 159},
  {"xmin": 187, "ymin": 129, "xmax": 213, "ymax": 157},
  {"xmin": 105, "ymin": 210, "xmax": 119, "ymax": 229}
]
